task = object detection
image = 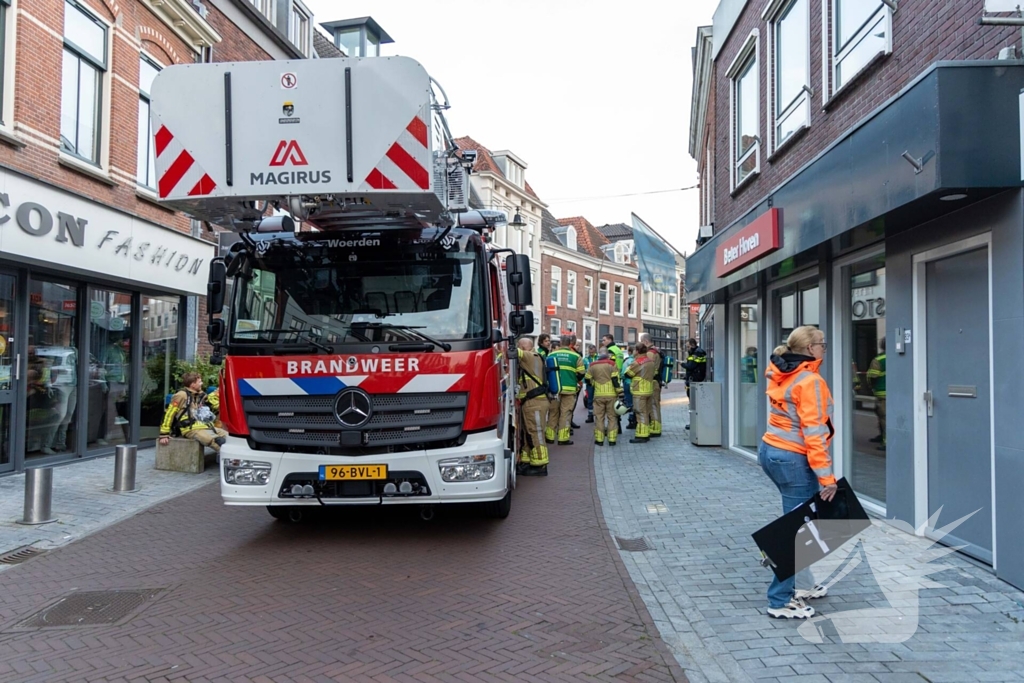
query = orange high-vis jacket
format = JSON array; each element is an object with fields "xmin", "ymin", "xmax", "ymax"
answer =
[{"xmin": 763, "ymin": 355, "xmax": 836, "ymax": 486}]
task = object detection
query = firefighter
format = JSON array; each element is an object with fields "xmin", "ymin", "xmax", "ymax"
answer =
[
  {"xmin": 682, "ymin": 338, "xmax": 707, "ymax": 430},
  {"xmin": 602, "ymin": 334, "xmax": 625, "ymax": 374},
  {"xmin": 538, "ymin": 334, "xmax": 561, "ymax": 444},
  {"xmin": 549, "ymin": 334, "xmax": 585, "ymax": 445},
  {"xmin": 640, "ymin": 333, "xmax": 664, "ymax": 437},
  {"xmin": 516, "ymin": 337, "xmax": 550, "ymax": 476},
  {"xmin": 583, "ymin": 345, "xmax": 598, "ymax": 423},
  {"xmin": 866, "ymin": 338, "xmax": 886, "ymax": 450},
  {"xmin": 159, "ymin": 372, "xmax": 227, "ymax": 453},
  {"xmin": 626, "ymin": 342, "xmax": 657, "ymax": 443},
  {"xmin": 585, "ymin": 350, "xmax": 623, "ymax": 446}
]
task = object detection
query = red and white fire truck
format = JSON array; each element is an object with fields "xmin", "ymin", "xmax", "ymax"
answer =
[{"xmin": 150, "ymin": 57, "xmax": 534, "ymax": 520}]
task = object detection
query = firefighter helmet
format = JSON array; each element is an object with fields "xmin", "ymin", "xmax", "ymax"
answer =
[{"xmin": 614, "ymin": 399, "xmax": 629, "ymax": 416}]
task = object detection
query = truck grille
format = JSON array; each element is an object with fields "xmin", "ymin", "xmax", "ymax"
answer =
[{"xmin": 243, "ymin": 392, "xmax": 468, "ymax": 452}]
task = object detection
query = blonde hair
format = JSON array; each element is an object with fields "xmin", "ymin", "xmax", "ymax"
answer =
[{"xmin": 775, "ymin": 326, "xmax": 822, "ymax": 356}]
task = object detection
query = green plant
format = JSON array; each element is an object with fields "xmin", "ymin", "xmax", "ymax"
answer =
[{"xmin": 173, "ymin": 356, "xmax": 221, "ymax": 389}]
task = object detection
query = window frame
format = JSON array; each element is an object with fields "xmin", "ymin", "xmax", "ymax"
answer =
[
  {"xmin": 823, "ymin": 0, "xmax": 892, "ymax": 104},
  {"xmin": 566, "ymin": 226, "xmax": 577, "ymax": 251},
  {"xmin": 565, "ymin": 319, "xmax": 577, "ymax": 335},
  {"xmin": 613, "ymin": 283, "xmax": 624, "ymax": 316},
  {"xmin": 550, "ymin": 265, "xmax": 561, "ymax": 306},
  {"xmin": 584, "ymin": 275, "xmax": 594, "ymax": 311},
  {"xmin": 136, "ymin": 54, "xmax": 162, "ymax": 190},
  {"xmin": 668, "ymin": 294, "xmax": 676, "ymax": 319},
  {"xmin": 726, "ymin": 30, "xmax": 761, "ymax": 193},
  {"xmin": 765, "ymin": 0, "xmax": 810, "ymax": 158},
  {"xmin": 290, "ymin": 0, "xmax": 312, "ymax": 57},
  {"xmin": 550, "ymin": 317, "xmax": 560, "ymax": 336},
  {"xmin": 598, "ymin": 279, "xmax": 610, "ymax": 315},
  {"xmin": 61, "ymin": 0, "xmax": 109, "ymax": 166},
  {"xmin": 655, "ymin": 292, "xmax": 664, "ymax": 317},
  {"xmin": 642, "ymin": 290, "xmax": 651, "ymax": 314},
  {"xmin": 0, "ymin": 0, "xmax": 11, "ymax": 129},
  {"xmin": 249, "ymin": 0, "xmax": 275, "ymax": 22},
  {"xmin": 566, "ymin": 270, "xmax": 577, "ymax": 309},
  {"xmin": 627, "ymin": 285, "xmax": 638, "ymax": 318}
]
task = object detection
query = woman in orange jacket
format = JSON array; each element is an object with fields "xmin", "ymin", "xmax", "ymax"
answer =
[{"xmin": 760, "ymin": 325, "xmax": 838, "ymax": 620}]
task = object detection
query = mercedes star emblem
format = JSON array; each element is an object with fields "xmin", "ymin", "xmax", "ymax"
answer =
[{"xmin": 334, "ymin": 388, "xmax": 372, "ymax": 428}]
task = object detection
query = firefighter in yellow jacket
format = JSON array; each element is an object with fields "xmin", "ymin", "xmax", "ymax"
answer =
[
  {"xmin": 626, "ymin": 342, "xmax": 658, "ymax": 443},
  {"xmin": 640, "ymin": 333, "xmax": 664, "ymax": 437},
  {"xmin": 585, "ymin": 350, "xmax": 624, "ymax": 446},
  {"xmin": 549, "ymin": 334, "xmax": 585, "ymax": 445},
  {"xmin": 517, "ymin": 338, "xmax": 551, "ymax": 476},
  {"xmin": 159, "ymin": 372, "xmax": 227, "ymax": 453}
]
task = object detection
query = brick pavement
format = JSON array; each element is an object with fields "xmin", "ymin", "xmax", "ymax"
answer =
[
  {"xmin": 0, "ymin": 409, "xmax": 685, "ymax": 682},
  {"xmin": 0, "ymin": 448, "xmax": 218, "ymax": 566},
  {"xmin": 596, "ymin": 383, "xmax": 1024, "ymax": 683}
]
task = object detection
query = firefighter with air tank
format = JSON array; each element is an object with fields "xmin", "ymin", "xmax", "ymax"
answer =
[
  {"xmin": 516, "ymin": 337, "xmax": 551, "ymax": 476},
  {"xmin": 585, "ymin": 349, "xmax": 624, "ymax": 446},
  {"xmin": 546, "ymin": 334, "xmax": 585, "ymax": 446}
]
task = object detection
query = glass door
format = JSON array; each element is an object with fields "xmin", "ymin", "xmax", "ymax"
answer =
[{"xmin": 0, "ymin": 273, "xmax": 16, "ymax": 473}]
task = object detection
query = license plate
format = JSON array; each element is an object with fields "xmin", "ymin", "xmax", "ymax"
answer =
[{"xmin": 318, "ymin": 464, "xmax": 388, "ymax": 481}]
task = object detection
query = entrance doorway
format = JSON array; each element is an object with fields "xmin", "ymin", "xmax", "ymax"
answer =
[
  {"xmin": 914, "ymin": 236, "xmax": 993, "ymax": 564},
  {"xmin": 0, "ymin": 273, "xmax": 16, "ymax": 474}
]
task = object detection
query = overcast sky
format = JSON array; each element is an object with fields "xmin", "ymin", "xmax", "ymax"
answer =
[{"xmin": 300, "ymin": 0, "xmax": 716, "ymax": 255}]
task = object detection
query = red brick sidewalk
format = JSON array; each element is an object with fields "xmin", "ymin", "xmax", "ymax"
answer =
[{"xmin": 0, "ymin": 410, "xmax": 685, "ymax": 682}]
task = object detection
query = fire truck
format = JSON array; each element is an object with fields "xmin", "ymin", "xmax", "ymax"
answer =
[{"xmin": 150, "ymin": 57, "xmax": 534, "ymax": 521}]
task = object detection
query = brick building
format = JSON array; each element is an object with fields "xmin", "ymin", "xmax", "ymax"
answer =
[
  {"xmin": 686, "ymin": 0, "xmax": 1024, "ymax": 588},
  {"xmin": 538, "ymin": 211, "xmax": 640, "ymax": 353},
  {"xmin": 0, "ymin": 0, "xmax": 323, "ymax": 475}
]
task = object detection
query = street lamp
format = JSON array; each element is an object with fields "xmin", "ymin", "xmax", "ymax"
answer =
[{"xmin": 509, "ymin": 209, "xmax": 526, "ymax": 229}]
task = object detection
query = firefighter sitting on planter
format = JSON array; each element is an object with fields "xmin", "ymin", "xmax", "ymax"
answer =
[{"xmin": 159, "ymin": 371, "xmax": 227, "ymax": 453}]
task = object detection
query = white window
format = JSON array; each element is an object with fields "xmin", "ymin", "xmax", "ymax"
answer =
[
  {"xmin": 599, "ymin": 280, "xmax": 609, "ymax": 314},
  {"xmin": 627, "ymin": 286, "xmax": 638, "ymax": 318},
  {"xmin": 828, "ymin": 0, "xmax": 890, "ymax": 98},
  {"xmin": 655, "ymin": 293, "xmax": 664, "ymax": 317},
  {"xmin": 668, "ymin": 295, "xmax": 676, "ymax": 319},
  {"xmin": 613, "ymin": 283, "xmax": 624, "ymax": 316},
  {"xmin": 0, "ymin": 0, "xmax": 13, "ymax": 127},
  {"xmin": 550, "ymin": 266, "xmax": 561, "ymax": 306},
  {"xmin": 61, "ymin": 0, "xmax": 107, "ymax": 165},
  {"xmin": 550, "ymin": 317, "xmax": 560, "ymax": 336},
  {"xmin": 643, "ymin": 290, "xmax": 651, "ymax": 314},
  {"xmin": 290, "ymin": 1, "xmax": 311, "ymax": 57},
  {"xmin": 767, "ymin": 0, "xmax": 809, "ymax": 154},
  {"xmin": 566, "ymin": 226, "xmax": 577, "ymax": 251},
  {"xmin": 565, "ymin": 320, "xmax": 577, "ymax": 335},
  {"xmin": 727, "ymin": 31, "xmax": 760, "ymax": 191},
  {"xmin": 249, "ymin": 0, "xmax": 275, "ymax": 21},
  {"xmin": 614, "ymin": 242, "xmax": 631, "ymax": 264},
  {"xmin": 584, "ymin": 275, "xmax": 594, "ymax": 311},
  {"xmin": 136, "ymin": 56, "xmax": 161, "ymax": 189},
  {"xmin": 566, "ymin": 271, "xmax": 577, "ymax": 309}
]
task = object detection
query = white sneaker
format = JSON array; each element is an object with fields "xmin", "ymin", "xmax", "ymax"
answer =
[
  {"xmin": 767, "ymin": 599, "xmax": 815, "ymax": 619},
  {"xmin": 795, "ymin": 585, "xmax": 828, "ymax": 600}
]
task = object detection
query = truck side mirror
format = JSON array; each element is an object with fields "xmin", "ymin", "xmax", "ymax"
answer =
[
  {"xmin": 208, "ymin": 258, "xmax": 227, "ymax": 314},
  {"xmin": 207, "ymin": 318, "xmax": 225, "ymax": 344},
  {"xmin": 505, "ymin": 254, "xmax": 533, "ymax": 308},
  {"xmin": 508, "ymin": 310, "xmax": 534, "ymax": 337}
]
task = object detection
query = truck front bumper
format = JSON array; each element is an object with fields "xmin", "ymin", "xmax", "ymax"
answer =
[{"xmin": 219, "ymin": 431, "xmax": 509, "ymax": 506}]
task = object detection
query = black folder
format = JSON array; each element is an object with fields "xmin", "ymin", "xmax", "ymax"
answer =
[{"xmin": 751, "ymin": 478, "xmax": 871, "ymax": 582}]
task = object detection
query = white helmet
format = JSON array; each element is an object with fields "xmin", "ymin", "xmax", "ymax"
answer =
[{"xmin": 614, "ymin": 399, "xmax": 629, "ymax": 416}]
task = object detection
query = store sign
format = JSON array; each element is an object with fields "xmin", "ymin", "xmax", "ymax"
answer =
[
  {"xmin": 715, "ymin": 208, "xmax": 781, "ymax": 277},
  {"xmin": 545, "ymin": 305, "xmax": 556, "ymax": 316},
  {"xmin": 0, "ymin": 171, "xmax": 214, "ymax": 296}
]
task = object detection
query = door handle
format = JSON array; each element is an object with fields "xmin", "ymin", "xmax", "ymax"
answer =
[{"xmin": 924, "ymin": 390, "xmax": 933, "ymax": 418}]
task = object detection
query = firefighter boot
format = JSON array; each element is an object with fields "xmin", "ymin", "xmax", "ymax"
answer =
[
  {"xmin": 650, "ymin": 420, "xmax": 662, "ymax": 437},
  {"xmin": 545, "ymin": 427, "xmax": 555, "ymax": 445},
  {"xmin": 627, "ymin": 413, "xmax": 637, "ymax": 430},
  {"xmin": 608, "ymin": 429, "xmax": 618, "ymax": 446},
  {"xmin": 630, "ymin": 423, "xmax": 650, "ymax": 444},
  {"xmin": 524, "ymin": 445, "xmax": 549, "ymax": 476},
  {"xmin": 558, "ymin": 427, "xmax": 574, "ymax": 446},
  {"xmin": 594, "ymin": 429, "xmax": 605, "ymax": 446},
  {"xmin": 586, "ymin": 413, "xmax": 594, "ymax": 423}
]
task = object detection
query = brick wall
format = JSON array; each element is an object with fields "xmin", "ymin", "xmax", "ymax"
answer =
[
  {"xmin": 709, "ymin": 1, "xmax": 1020, "ymax": 232},
  {"xmin": 205, "ymin": 2, "xmax": 274, "ymax": 62}
]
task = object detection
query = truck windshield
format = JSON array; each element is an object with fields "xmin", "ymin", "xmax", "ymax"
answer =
[{"xmin": 229, "ymin": 231, "xmax": 489, "ymax": 345}]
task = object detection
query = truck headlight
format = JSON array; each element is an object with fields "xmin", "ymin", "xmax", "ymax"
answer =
[
  {"xmin": 438, "ymin": 454, "xmax": 495, "ymax": 482},
  {"xmin": 224, "ymin": 459, "xmax": 272, "ymax": 485}
]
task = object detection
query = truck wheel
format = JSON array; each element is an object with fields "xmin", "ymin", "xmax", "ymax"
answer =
[{"xmin": 484, "ymin": 489, "xmax": 512, "ymax": 519}]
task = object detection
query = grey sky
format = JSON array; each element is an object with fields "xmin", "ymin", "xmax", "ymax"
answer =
[{"xmin": 300, "ymin": 0, "xmax": 715, "ymax": 254}]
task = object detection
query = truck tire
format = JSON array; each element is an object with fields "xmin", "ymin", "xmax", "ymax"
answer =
[{"xmin": 484, "ymin": 489, "xmax": 512, "ymax": 519}]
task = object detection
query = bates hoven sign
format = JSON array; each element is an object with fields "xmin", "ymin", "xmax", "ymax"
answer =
[{"xmin": 715, "ymin": 208, "xmax": 782, "ymax": 278}]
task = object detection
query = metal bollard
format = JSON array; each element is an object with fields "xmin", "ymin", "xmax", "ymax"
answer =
[
  {"xmin": 18, "ymin": 467, "xmax": 57, "ymax": 525},
  {"xmin": 113, "ymin": 444, "xmax": 138, "ymax": 492}
]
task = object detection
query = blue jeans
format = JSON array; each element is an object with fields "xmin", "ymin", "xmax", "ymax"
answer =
[
  {"xmin": 623, "ymin": 380, "xmax": 634, "ymax": 409},
  {"xmin": 758, "ymin": 442, "xmax": 819, "ymax": 608}
]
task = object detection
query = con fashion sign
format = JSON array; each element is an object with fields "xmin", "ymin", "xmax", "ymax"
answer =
[{"xmin": 715, "ymin": 208, "xmax": 782, "ymax": 278}]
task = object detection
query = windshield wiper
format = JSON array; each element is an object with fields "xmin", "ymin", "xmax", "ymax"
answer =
[
  {"xmin": 354, "ymin": 323, "xmax": 452, "ymax": 352},
  {"xmin": 242, "ymin": 328, "xmax": 334, "ymax": 354}
]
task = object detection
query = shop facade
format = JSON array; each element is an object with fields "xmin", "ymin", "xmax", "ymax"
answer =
[
  {"xmin": 686, "ymin": 61, "xmax": 1024, "ymax": 590},
  {"xmin": 0, "ymin": 167, "xmax": 213, "ymax": 474}
]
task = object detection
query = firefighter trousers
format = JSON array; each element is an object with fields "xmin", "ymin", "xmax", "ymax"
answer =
[
  {"xmin": 545, "ymin": 396, "xmax": 559, "ymax": 442},
  {"xmin": 633, "ymin": 395, "xmax": 652, "ymax": 439},
  {"xmin": 593, "ymin": 396, "xmax": 618, "ymax": 444},
  {"xmin": 557, "ymin": 392, "xmax": 577, "ymax": 443},
  {"xmin": 521, "ymin": 396, "xmax": 550, "ymax": 466},
  {"xmin": 650, "ymin": 382, "xmax": 663, "ymax": 436},
  {"xmin": 186, "ymin": 427, "xmax": 228, "ymax": 453}
]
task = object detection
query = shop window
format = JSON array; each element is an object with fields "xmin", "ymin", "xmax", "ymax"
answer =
[
  {"xmin": 566, "ymin": 271, "xmax": 576, "ymax": 309},
  {"xmin": 550, "ymin": 266, "xmax": 561, "ymax": 306},
  {"xmin": 88, "ymin": 289, "xmax": 132, "ymax": 450},
  {"xmin": 136, "ymin": 56, "xmax": 161, "ymax": 189},
  {"xmin": 61, "ymin": 0, "xmax": 107, "ymax": 165},
  {"xmin": 0, "ymin": 273, "xmax": 14, "ymax": 468},
  {"xmin": 842, "ymin": 255, "xmax": 887, "ymax": 505},
  {"xmin": 727, "ymin": 31, "xmax": 760, "ymax": 190},
  {"xmin": 584, "ymin": 275, "xmax": 593, "ymax": 311},
  {"xmin": 768, "ymin": 0, "xmax": 809, "ymax": 155},
  {"xmin": 26, "ymin": 280, "xmax": 81, "ymax": 458},
  {"xmin": 140, "ymin": 295, "xmax": 180, "ymax": 441},
  {"xmin": 826, "ymin": 0, "xmax": 891, "ymax": 100},
  {"xmin": 598, "ymin": 280, "xmax": 609, "ymax": 314},
  {"xmin": 613, "ymin": 283, "xmax": 624, "ymax": 316},
  {"xmin": 627, "ymin": 285, "xmax": 637, "ymax": 318},
  {"xmin": 736, "ymin": 302, "xmax": 760, "ymax": 451},
  {"xmin": 774, "ymin": 278, "xmax": 819, "ymax": 345}
]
